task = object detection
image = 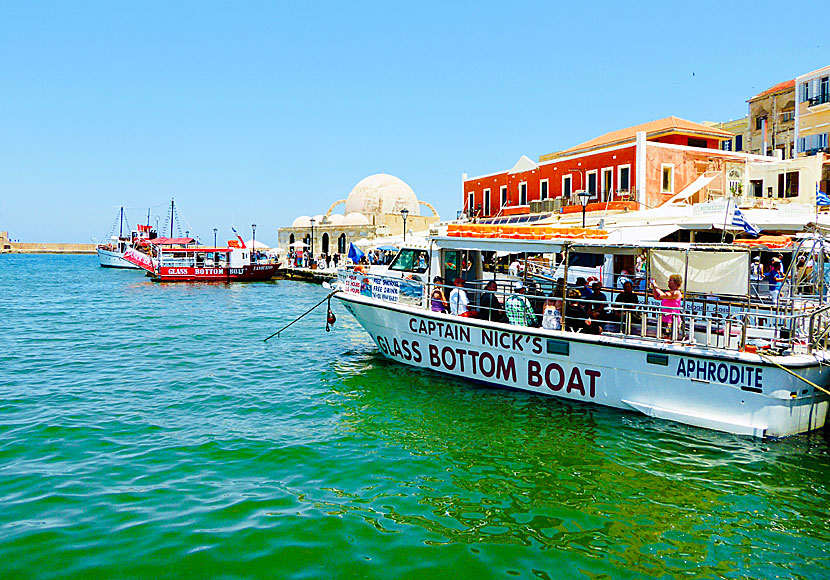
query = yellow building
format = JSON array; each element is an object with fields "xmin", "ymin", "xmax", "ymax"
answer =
[
  {"xmin": 795, "ymin": 65, "xmax": 830, "ymax": 195},
  {"xmin": 795, "ymin": 65, "xmax": 830, "ymax": 156},
  {"xmin": 704, "ymin": 118, "xmax": 749, "ymax": 153}
]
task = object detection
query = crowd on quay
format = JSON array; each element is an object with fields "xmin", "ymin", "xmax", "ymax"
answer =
[{"xmin": 285, "ymin": 248, "xmax": 396, "ymax": 270}]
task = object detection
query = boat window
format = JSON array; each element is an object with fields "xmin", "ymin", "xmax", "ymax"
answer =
[{"xmin": 389, "ymin": 249, "xmax": 429, "ymax": 273}]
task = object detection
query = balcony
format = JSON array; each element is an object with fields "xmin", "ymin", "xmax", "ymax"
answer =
[{"xmin": 808, "ymin": 93, "xmax": 830, "ymax": 107}]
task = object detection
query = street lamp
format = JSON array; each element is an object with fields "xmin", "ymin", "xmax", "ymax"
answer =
[
  {"xmin": 401, "ymin": 208, "xmax": 409, "ymax": 242},
  {"xmin": 309, "ymin": 217, "xmax": 315, "ymax": 264},
  {"xmin": 577, "ymin": 190, "xmax": 591, "ymax": 228},
  {"xmin": 251, "ymin": 223, "xmax": 256, "ymax": 262},
  {"xmin": 213, "ymin": 228, "xmax": 217, "ymax": 247}
]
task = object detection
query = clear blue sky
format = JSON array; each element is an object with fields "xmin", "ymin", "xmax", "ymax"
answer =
[{"xmin": 1, "ymin": 0, "xmax": 827, "ymax": 243}]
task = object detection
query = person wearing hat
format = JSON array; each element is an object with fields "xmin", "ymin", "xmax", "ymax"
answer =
[
  {"xmin": 449, "ymin": 277, "xmax": 470, "ymax": 316},
  {"xmin": 767, "ymin": 258, "xmax": 785, "ymax": 304},
  {"xmin": 750, "ymin": 256, "xmax": 763, "ymax": 281},
  {"xmin": 505, "ymin": 281, "xmax": 537, "ymax": 326}
]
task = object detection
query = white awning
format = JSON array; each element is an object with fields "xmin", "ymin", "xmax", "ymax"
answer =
[
  {"xmin": 606, "ymin": 224, "xmax": 681, "ymax": 243},
  {"xmin": 665, "ymin": 174, "xmax": 718, "ymax": 205}
]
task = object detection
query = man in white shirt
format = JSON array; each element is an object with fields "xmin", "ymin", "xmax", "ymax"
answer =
[{"xmin": 449, "ymin": 277, "xmax": 469, "ymax": 316}]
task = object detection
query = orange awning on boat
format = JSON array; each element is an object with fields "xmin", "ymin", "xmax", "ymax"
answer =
[
  {"xmin": 733, "ymin": 235, "xmax": 793, "ymax": 250},
  {"xmin": 446, "ymin": 224, "xmax": 607, "ymax": 240}
]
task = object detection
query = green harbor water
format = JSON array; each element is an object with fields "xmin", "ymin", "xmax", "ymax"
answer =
[{"xmin": 3, "ymin": 254, "xmax": 830, "ymax": 579}]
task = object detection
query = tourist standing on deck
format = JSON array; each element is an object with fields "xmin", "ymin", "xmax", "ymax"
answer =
[
  {"xmin": 650, "ymin": 275, "xmax": 683, "ymax": 337},
  {"xmin": 767, "ymin": 258, "xmax": 785, "ymax": 304},
  {"xmin": 505, "ymin": 282, "xmax": 537, "ymax": 327}
]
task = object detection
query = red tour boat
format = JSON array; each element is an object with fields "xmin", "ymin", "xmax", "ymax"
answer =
[{"xmin": 123, "ymin": 239, "xmax": 280, "ymax": 282}]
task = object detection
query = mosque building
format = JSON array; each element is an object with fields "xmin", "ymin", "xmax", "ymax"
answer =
[{"xmin": 278, "ymin": 173, "xmax": 440, "ymax": 255}]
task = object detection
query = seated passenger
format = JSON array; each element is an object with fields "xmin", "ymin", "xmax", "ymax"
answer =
[
  {"xmin": 505, "ymin": 282, "xmax": 537, "ymax": 326},
  {"xmin": 541, "ymin": 297, "xmax": 563, "ymax": 330},
  {"xmin": 589, "ymin": 280, "xmax": 610, "ymax": 320},
  {"xmin": 479, "ymin": 280, "xmax": 506, "ymax": 323},
  {"xmin": 449, "ymin": 278, "xmax": 476, "ymax": 317},
  {"xmin": 614, "ymin": 280, "xmax": 641, "ymax": 324},
  {"xmin": 431, "ymin": 276, "xmax": 449, "ymax": 313}
]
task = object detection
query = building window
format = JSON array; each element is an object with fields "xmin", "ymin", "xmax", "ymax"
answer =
[
  {"xmin": 500, "ymin": 186, "xmax": 507, "ymax": 208},
  {"xmin": 562, "ymin": 175, "xmax": 572, "ymax": 199},
  {"xmin": 586, "ymin": 170, "xmax": 598, "ymax": 197},
  {"xmin": 802, "ymin": 81, "xmax": 811, "ymax": 102},
  {"xmin": 722, "ymin": 140, "xmax": 732, "ymax": 151},
  {"xmin": 483, "ymin": 188, "xmax": 491, "ymax": 216},
  {"xmin": 289, "ymin": 233, "xmax": 295, "ymax": 245},
  {"xmin": 780, "ymin": 111, "xmax": 794, "ymax": 123},
  {"xmin": 750, "ymin": 179, "xmax": 763, "ymax": 197},
  {"xmin": 540, "ymin": 179, "xmax": 549, "ymax": 200},
  {"xmin": 735, "ymin": 135, "xmax": 743, "ymax": 151},
  {"xmin": 618, "ymin": 165, "xmax": 630, "ymax": 192},
  {"xmin": 661, "ymin": 164, "xmax": 674, "ymax": 194},
  {"xmin": 755, "ymin": 116, "xmax": 766, "ymax": 131},
  {"xmin": 519, "ymin": 182, "xmax": 527, "ymax": 205},
  {"xmin": 468, "ymin": 192, "xmax": 474, "ymax": 215},
  {"xmin": 687, "ymin": 137, "xmax": 707, "ymax": 148},
  {"xmin": 338, "ymin": 233, "xmax": 346, "ymax": 254},
  {"xmin": 783, "ymin": 172, "xmax": 799, "ymax": 198}
]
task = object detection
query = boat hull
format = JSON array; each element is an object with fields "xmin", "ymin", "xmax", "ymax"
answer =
[
  {"xmin": 97, "ymin": 248, "xmax": 141, "ymax": 269},
  {"xmin": 337, "ymin": 292, "xmax": 830, "ymax": 438},
  {"xmin": 150, "ymin": 263, "xmax": 279, "ymax": 282}
]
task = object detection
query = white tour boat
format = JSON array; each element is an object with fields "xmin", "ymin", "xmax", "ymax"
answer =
[
  {"xmin": 97, "ymin": 207, "xmax": 157, "ymax": 269},
  {"xmin": 335, "ymin": 223, "xmax": 830, "ymax": 438}
]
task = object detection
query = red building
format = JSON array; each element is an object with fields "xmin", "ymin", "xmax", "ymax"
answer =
[{"xmin": 463, "ymin": 116, "xmax": 737, "ymax": 219}]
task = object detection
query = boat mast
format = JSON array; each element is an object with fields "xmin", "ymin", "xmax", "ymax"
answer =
[
  {"xmin": 147, "ymin": 208, "xmax": 151, "ymax": 228},
  {"xmin": 170, "ymin": 199, "xmax": 174, "ymax": 238},
  {"xmin": 119, "ymin": 206, "xmax": 124, "ymax": 238}
]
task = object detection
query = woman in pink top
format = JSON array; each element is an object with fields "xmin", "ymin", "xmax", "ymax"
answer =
[{"xmin": 650, "ymin": 274, "xmax": 683, "ymax": 337}]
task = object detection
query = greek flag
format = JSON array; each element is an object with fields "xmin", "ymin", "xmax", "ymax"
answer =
[
  {"xmin": 731, "ymin": 207, "xmax": 760, "ymax": 236},
  {"xmin": 817, "ymin": 185, "xmax": 830, "ymax": 206},
  {"xmin": 347, "ymin": 242, "xmax": 364, "ymax": 263}
]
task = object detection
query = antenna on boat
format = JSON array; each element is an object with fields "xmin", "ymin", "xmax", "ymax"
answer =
[{"xmin": 147, "ymin": 208, "xmax": 151, "ymax": 228}]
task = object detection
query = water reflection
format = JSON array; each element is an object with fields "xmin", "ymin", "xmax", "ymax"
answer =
[{"xmin": 323, "ymin": 352, "xmax": 830, "ymax": 578}]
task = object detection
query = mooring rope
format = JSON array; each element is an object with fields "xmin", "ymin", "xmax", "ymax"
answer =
[
  {"xmin": 263, "ymin": 290, "xmax": 337, "ymax": 342},
  {"xmin": 756, "ymin": 352, "xmax": 830, "ymax": 397}
]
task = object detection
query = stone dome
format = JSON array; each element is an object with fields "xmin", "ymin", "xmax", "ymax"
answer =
[
  {"xmin": 343, "ymin": 212, "xmax": 370, "ymax": 226},
  {"xmin": 326, "ymin": 214, "xmax": 345, "ymax": 225},
  {"xmin": 344, "ymin": 173, "xmax": 420, "ymax": 217},
  {"xmin": 291, "ymin": 215, "xmax": 312, "ymax": 227}
]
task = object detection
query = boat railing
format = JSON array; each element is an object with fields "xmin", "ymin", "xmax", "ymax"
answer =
[{"xmin": 337, "ymin": 270, "xmax": 830, "ymax": 354}]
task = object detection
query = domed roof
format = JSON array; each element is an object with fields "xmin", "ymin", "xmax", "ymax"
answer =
[
  {"xmin": 343, "ymin": 212, "xmax": 370, "ymax": 226},
  {"xmin": 326, "ymin": 214, "xmax": 345, "ymax": 225},
  {"xmin": 344, "ymin": 173, "xmax": 420, "ymax": 217},
  {"xmin": 292, "ymin": 215, "xmax": 312, "ymax": 227}
]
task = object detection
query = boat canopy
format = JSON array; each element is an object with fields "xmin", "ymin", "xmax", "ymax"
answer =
[
  {"xmin": 159, "ymin": 246, "xmax": 231, "ymax": 253},
  {"xmin": 144, "ymin": 236, "xmax": 195, "ymax": 246},
  {"xmin": 733, "ymin": 235, "xmax": 794, "ymax": 250}
]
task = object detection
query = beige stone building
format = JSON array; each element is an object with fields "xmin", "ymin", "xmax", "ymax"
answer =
[
  {"xmin": 747, "ymin": 79, "xmax": 796, "ymax": 159},
  {"xmin": 277, "ymin": 173, "xmax": 440, "ymax": 256}
]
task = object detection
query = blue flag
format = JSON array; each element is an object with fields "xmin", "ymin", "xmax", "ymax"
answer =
[
  {"xmin": 817, "ymin": 185, "xmax": 830, "ymax": 206},
  {"xmin": 347, "ymin": 242, "xmax": 364, "ymax": 263},
  {"xmin": 731, "ymin": 207, "xmax": 760, "ymax": 237}
]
